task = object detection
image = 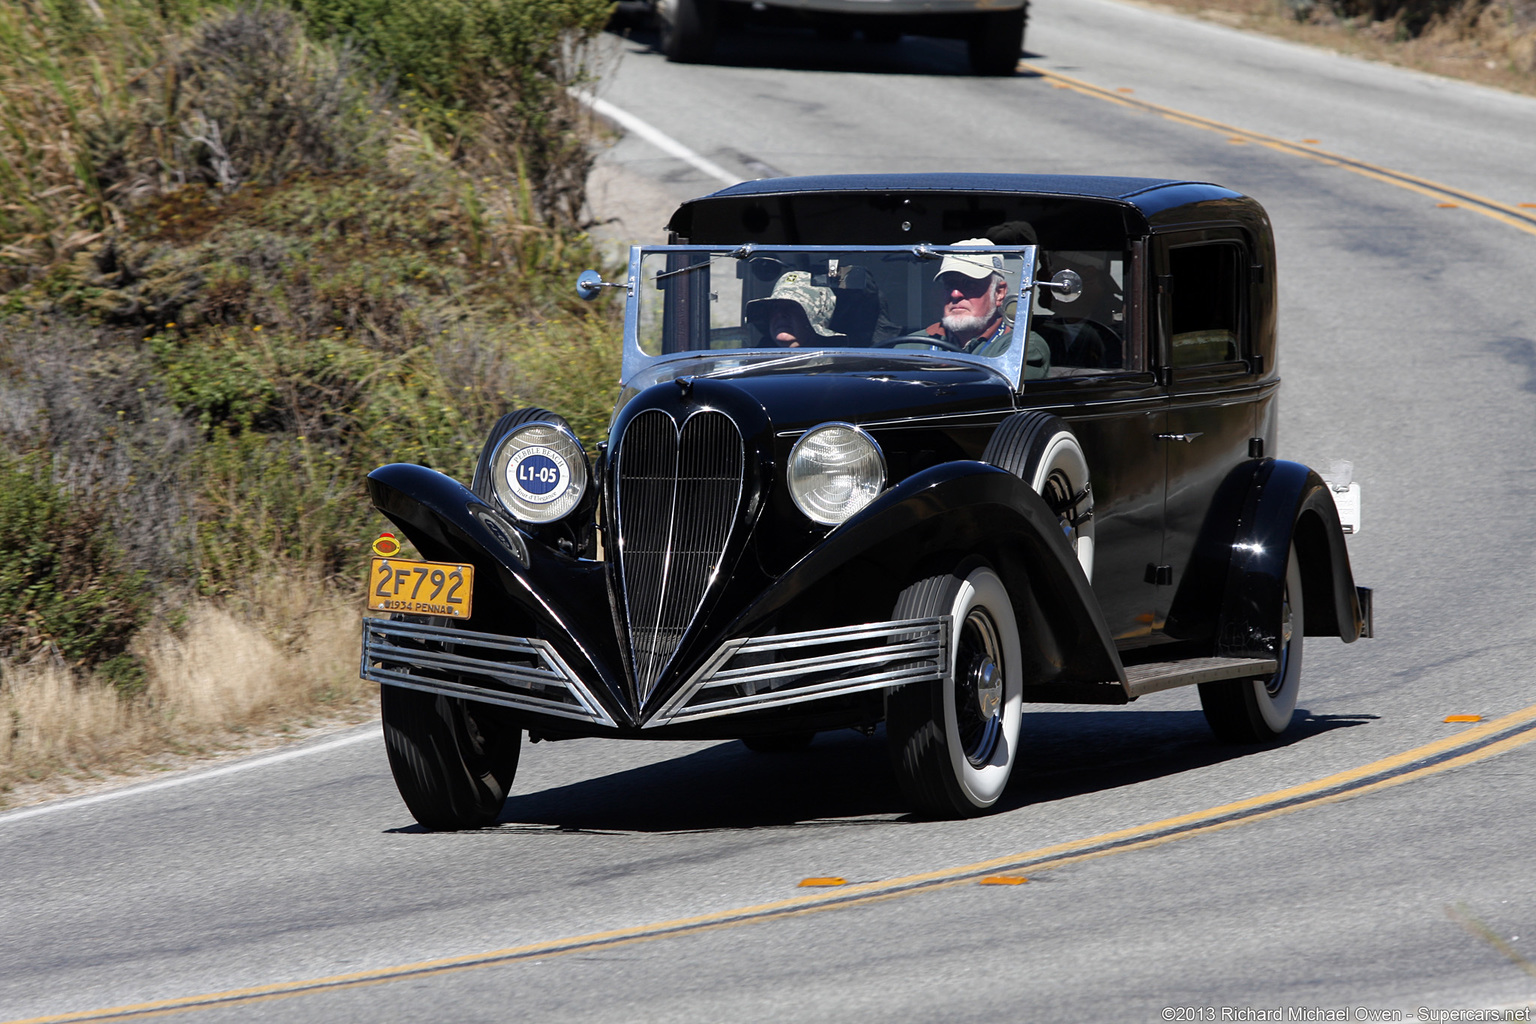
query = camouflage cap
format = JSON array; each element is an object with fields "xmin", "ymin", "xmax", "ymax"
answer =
[
  {"xmin": 936, "ymin": 238, "xmax": 1006, "ymax": 281},
  {"xmin": 746, "ymin": 270, "xmax": 839, "ymax": 337}
]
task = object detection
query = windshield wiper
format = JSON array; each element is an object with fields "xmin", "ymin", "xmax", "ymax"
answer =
[{"xmin": 652, "ymin": 244, "xmax": 754, "ymax": 282}]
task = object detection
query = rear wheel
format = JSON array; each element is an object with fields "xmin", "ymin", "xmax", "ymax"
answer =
[
  {"xmin": 659, "ymin": 0, "xmax": 718, "ymax": 63},
  {"xmin": 1199, "ymin": 548, "xmax": 1305, "ymax": 742},
  {"xmin": 382, "ymin": 685, "xmax": 521, "ymax": 831},
  {"xmin": 886, "ymin": 563, "xmax": 1023, "ymax": 817},
  {"xmin": 967, "ymin": 5, "xmax": 1027, "ymax": 76}
]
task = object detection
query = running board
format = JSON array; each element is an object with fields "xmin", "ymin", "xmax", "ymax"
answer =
[{"xmin": 1124, "ymin": 656, "xmax": 1279, "ymax": 698}]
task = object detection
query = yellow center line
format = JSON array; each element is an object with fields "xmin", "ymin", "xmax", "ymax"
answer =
[
  {"xmin": 1017, "ymin": 62, "xmax": 1536, "ymax": 240},
  {"xmin": 14, "ymin": 701, "xmax": 1536, "ymax": 1024}
]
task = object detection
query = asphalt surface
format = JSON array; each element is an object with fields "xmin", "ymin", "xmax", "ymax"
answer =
[{"xmin": 5, "ymin": 2, "xmax": 1536, "ymax": 1020}]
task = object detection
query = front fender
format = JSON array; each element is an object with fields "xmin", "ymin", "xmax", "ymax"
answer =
[
  {"xmin": 365, "ymin": 463, "xmax": 632, "ymax": 725},
  {"xmin": 701, "ymin": 461, "xmax": 1126, "ymax": 699}
]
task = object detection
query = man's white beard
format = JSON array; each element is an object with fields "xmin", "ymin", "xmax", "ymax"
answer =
[
  {"xmin": 942, "ymin": 287, "xmax": 998, "ymax": 340},
  {"xmin": 942, "ymin": 312, "xmax": 989, "ymax": 336}
]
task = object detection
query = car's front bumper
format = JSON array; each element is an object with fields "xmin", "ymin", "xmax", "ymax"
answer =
[{"xmin": 362, "ymin": 615, "xmax": 948, "ymax": 734}]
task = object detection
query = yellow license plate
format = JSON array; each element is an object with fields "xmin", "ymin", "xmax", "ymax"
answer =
[{"xmin": 368, "ymin": 557, "xmax": 474, "ymax": 618}]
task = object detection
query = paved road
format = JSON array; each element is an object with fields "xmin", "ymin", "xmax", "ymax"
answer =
[{"xmin": 5, "ymin": 3, "xmax": 1536, "ymax": 1020}]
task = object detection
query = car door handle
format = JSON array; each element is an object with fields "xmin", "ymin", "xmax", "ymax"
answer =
[{"xmin": 1156, "ymin": 432, "xmax": 1204, "ymax": 443}]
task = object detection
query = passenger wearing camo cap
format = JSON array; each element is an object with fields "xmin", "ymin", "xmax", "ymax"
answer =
[{"xmin": 746, "ymin": 270, "xmax": 841, "ymax": 348}]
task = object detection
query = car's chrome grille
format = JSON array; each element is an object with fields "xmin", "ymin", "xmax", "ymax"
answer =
[{"xmin": 616, "ymin": 409, "xmax": 744, "ymax": 702}]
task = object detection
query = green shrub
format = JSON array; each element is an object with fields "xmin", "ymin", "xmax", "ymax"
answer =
[
  {"xmin": 290, "ymin": 0, "xmax": 612, "ymax": 225},
  {"xmin": 0, "ymin": 0, "xmax": 625, "ymax": 676},
  {"xmin": 0, "ymin": 453, "xmax": 150, "ymax": 688}
]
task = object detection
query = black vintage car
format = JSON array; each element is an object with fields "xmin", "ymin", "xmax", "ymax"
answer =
[{"xmin": 362, "ymin": 173, "xmax": 1371, "ymax": 829}]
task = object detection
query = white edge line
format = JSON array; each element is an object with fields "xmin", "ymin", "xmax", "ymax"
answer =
[
  {"xmin": 572, "ymin": 91, "xmax": 745, "ymax": 188},
  {"xmin": 0, "ymin": 726, "xmax": 379, "ymax": 826}
]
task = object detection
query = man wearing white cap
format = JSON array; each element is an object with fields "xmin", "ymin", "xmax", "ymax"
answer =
[
  {"xmin": 925, "ymin": 238, "xmax": 1011, "ymax": 352},
  {"xmin": 924, "ymin": 238, "xmax": 1049, "ymax": 375}
]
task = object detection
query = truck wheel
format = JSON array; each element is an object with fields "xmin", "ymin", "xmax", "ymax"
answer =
[
  {"xmin": 967, "ymin": 4, "xmax": 1026, "ymax": 76},
  {"xmin": 886, "ymin": 562, "xmax": 1023, "ymax": 817},
  {"xmin": 659, "ymin": 0, "xmax": 718, "ymax": 63},
  {"xmin": 382, "ymin": 685, "xmax": 521, "ymax": 831},
  {"xmin": 1199, "ymin": 547, "xmax": 1305, "ymax": 742},
  {"xmin": 983, "ymin": 411, "xmax": 1095, "ymax": 582}
]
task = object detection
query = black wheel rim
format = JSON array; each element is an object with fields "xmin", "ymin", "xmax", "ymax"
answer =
[{"xmin": 955, "ymin": 608, "xmax": 1004, "ymax": 767}]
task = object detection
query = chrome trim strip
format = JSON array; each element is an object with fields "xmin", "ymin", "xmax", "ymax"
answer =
[
  {"xmin": 360, "ymin": 618, "xmax": 617, "ymax": 728},
  {"xmin": 644, "ymin": 616, "xmax": 949, "ymax": 728}
]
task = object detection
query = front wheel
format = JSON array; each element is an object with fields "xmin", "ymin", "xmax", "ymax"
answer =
[
  {"xmin": 886, "ymin": 563, "xmax": 1024, "ymax": 817},
  {"xmin": 983, "ymin": 411, "xmax": 1095, "ymax": 583},
  {"xmin": 1199, "ymin": 548, "xmax": 1305, "ymax": 742},
  {"xmin": 382, "ymin": 685, "xmax": 521, "ymax": 831}
]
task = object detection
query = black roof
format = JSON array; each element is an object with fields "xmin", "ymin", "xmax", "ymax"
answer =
[
  {"xmin": 667, "ymin": 173, "xmax": 1262, "ymax": 243},
  {"xmin": 700, "ymin": 173, "xmax": 1190, "ymax": 202}
]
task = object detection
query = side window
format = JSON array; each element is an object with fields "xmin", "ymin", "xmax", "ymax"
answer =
[
  {"xmin": 1168, "ymin": 243, "xmax": 1243, "ymax": 368},
  {"xmin": 1033, "ymin": 249, "xmax": 1132, "ymax": 375}
]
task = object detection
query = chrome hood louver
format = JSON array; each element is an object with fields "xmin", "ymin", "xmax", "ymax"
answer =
[{"xmin": 615, "ymin": 408, "xmax": 745, "ymax": 703}]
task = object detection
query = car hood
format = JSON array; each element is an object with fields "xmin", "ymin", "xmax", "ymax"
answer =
[{"xmin": 616, "ymin": 352, "xmax": 1014, "ymax": 430}]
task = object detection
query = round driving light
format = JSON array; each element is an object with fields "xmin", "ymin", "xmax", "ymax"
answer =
[
  {"xmin": 490, "ymin": 421, "xmax": 588, "ymax": 523},
  {"xmin": 787, "ymin": 423, "xmax": 886, "ymax": 526}
]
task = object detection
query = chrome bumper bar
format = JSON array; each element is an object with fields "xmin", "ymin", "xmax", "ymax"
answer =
[
  {"xmin": 360, "ymin": 616, "xmax": 949, "ymax": 729},
  {"xmin": 360, "ymin": 619, "xmax": 617, "ymax": 728},
  {"xmin": 643, "ymin": 616, "xmax": 950, "ymax": 727}
]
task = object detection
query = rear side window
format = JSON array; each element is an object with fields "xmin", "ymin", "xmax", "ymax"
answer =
[{"xmin": 1168, "ymin": 243, "xmax": 1242, "ymax": 367}]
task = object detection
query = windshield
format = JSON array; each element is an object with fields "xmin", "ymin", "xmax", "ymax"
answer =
[{"xmin": 621, "ymin": 244, "xmax": 1042, "ymax": 389}]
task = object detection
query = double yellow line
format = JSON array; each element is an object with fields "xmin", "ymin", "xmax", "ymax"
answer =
[
  {"xmin": 1019, "ymin": 62, "xmax": 1536, "ymax": 240},
  {"xmin": 17, "ymin": 702, "xmax": 1536, "ymax": 1023}
]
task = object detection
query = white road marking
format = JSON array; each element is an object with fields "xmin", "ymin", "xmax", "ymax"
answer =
[
  {"xmin": 0, "ymin": 726, "xmax": 378, "ymax": 826},
  {"xmin": 573, "ymin": 92, "xmax": 744, "ymax": 188}
]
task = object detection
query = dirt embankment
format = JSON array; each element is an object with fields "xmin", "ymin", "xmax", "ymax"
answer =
[{"xmin": 1135, "ymin": 0, "xmax": 1536, "ymax": 95}]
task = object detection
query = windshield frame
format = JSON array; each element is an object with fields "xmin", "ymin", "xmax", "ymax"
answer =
[{"xmin": 620, "ymin": 243, "xmax": 1041, "ymax": 391}]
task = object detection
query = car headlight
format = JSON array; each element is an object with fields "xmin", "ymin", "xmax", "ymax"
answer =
[
  {"xmin": 489, "ymin": 421, "xmax": 589, "ymax": 523},
  {"xmin": 787, "ymin": 423, "xmax": 886, "ymax": 525}
]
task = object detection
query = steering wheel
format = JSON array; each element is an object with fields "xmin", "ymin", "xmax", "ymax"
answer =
[{"xmin": 871, "ymin": 332, "xmax": 965, "ymax": 353}]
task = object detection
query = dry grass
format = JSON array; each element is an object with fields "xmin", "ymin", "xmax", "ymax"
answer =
[
  {"xmin": 0, "ymin": 585, "xmax": 372, "ymax": 807},
  {"xmin": 1131, "ymin": 0, "xmax": 1536, "ymax": 95}
]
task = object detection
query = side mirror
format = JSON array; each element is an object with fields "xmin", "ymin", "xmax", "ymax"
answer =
[
  {"xmin": 576, "ymin": 269, "xmax": 608, "ymax": 301},
  {"xmin": 1041, "ymin": 269, "xmax": 1083, "ymax": 304}
]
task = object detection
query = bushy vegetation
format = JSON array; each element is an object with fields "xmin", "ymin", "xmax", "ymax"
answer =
[
  {"xmin": 0, "ymin": 0, "xmax": 622, "ymax": 742},
  {"xmin": 1287, "ymin": 0, "xmax": 1536, "ymax": 66}
]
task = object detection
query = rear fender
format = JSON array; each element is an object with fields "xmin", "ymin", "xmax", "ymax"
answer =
[
  {"xmin": 1211, "ymin": 459, "xmax": 1366, "ymax": 659},
  {"xmin": 711, "ymin": 461, "xmax": 1127, "ymax": 701},
  {"xmin": 365, "ymin": 463, "xmax": 632, "ymax": 723}
]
